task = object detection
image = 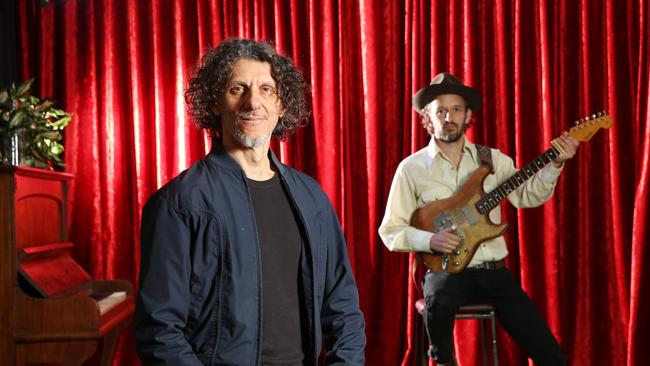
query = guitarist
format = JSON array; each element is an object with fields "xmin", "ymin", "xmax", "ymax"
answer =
[{"xmin": 378, "ymin": 73, "xmax": 578, "ymax": 366}]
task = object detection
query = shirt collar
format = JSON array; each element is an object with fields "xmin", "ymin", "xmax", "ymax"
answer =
[{"xmin": 425, "ymin": 135, "xmax": 478, "ymax": 165}]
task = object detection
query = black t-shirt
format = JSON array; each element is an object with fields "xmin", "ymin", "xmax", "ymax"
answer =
[{"xmin": 247, "ymin": 174, "xmax": 304, "ymax": 366}]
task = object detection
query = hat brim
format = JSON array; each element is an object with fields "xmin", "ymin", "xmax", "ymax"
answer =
[{"xmin": 413, "ymin": 84, "xmax": 482, "ymax": 112}]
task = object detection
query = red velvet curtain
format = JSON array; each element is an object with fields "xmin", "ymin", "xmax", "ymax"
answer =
[{"xmin": 17, "ymin": 0, "xmax": 649, "ymax": 365}]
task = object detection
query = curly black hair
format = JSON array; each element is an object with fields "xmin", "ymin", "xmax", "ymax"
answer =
[{"xmin": 184, "ymin": 39, "xmax": 310, "ymax": 139}]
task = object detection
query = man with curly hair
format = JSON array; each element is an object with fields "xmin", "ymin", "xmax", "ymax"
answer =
[{"xmin": 134, "ymin": 39, "xmax": 366, "ymax": 366}]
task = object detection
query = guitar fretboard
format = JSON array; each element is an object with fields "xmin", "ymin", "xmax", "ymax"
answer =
[{"xmin": 475, "ymin": 146, "xmax": 560, "ymax": 214}]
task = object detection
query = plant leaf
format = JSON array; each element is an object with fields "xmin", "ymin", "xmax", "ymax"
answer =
[
  {"xmin": 35, "ymin": 131, "xmax": 61, "ymax": 141},
  {"xmin": 50, "ymin": 142, "xmax": 64, "ymax": 155},
  {"xmin": 35, "ymin": 100, "xmax": 53, "ymax": 112},
  {"xmin": 29, "ymin": 145, "xmax": 47, "ymax": 162},
  {"xmin": 9, "ymin": 110, "xmax": 26, "ymax": 128},
  {"xmin": 49, "ymin": 115, "xmax": 71, "ymax": 129},
  {"xmin": 27, "ymin": 96, "xmax": 40, "ymax": 106},
  {"xmin": 16, "ymin": 79, "xmax": 34, "ymax": 96}
]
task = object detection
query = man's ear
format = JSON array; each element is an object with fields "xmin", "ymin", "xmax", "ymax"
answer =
[{"xmin": 420, "ymin": 112, "xmax": 431, "ymax": 127}]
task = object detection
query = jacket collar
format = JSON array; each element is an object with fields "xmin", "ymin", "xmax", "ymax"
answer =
[{"xmin": 205, "ymin": 139, "xmax": 287, "ymax": 176}]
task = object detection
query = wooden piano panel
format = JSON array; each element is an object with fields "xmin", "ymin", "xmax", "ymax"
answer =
[
  {"xmin": 15, "ymin": 173, "xmax": 68, "ymax": 248},
  {"xmin": 0, "ymin": 169, "xmax": 16, "ymax": 363}
]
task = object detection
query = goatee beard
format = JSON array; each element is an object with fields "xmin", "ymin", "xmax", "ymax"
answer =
[
  {"xmin": 233, "ymin": 130, "xmax": 272, "ymax": 148},
  {"xmin": 437, "ymin": 123, "xmax": 467, "ymax": 143}
]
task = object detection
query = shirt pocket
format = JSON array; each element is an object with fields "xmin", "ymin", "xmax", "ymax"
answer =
[{"xmin": 419, "ymin": 184, "xmax": 454, "ymax": 204}]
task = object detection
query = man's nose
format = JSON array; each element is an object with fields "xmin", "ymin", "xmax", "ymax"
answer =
[{"xmin": 243, "ymin": 89, "xmax": 262, "ymax": 110}]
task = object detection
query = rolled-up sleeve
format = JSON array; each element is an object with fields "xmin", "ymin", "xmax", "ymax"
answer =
[
  {"xmin": 378, "ymin": 162, "xmax": 434, "ymax": 253},
  {"xmin": 494, "ymin": 152, "xmax": 564, "ymax": 208}
]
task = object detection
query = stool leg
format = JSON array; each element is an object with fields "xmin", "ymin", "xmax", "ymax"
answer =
[
  {"xmin": 489, "ymin": 311, "xmax": 498, "ymax": 366},
  {"xmin": 480, "ymin": 318, "xmax": 488, "ymax": 366},
  {"xmin": 422, "ymin": 323, "xmax": 429, "ymax": 366},
  {"xmin": 417, "ymin": 317, "xmax": 429, "ymax": 366}
]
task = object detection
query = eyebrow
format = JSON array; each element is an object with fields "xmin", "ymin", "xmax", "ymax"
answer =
[{"xmin": 228, "ymin": 79, "xmax": 277, "ymax": 86}]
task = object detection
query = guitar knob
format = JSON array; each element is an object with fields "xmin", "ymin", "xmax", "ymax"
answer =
[
  {"xmin": 454, "ymin": 250, "xmax": 461, "ymax": 255},
  {"xmin": 454, "ymin": 261, "xmax": 460, "ymax": 266}
]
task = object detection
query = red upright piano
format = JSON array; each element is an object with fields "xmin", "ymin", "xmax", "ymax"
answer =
[{"xmin": 0, "ymin": 166, "xmax": 135, "ymax": 365}]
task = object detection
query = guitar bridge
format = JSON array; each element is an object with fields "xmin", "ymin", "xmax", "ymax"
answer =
[
  {"xmin": 433, "ymin": 212, "xmax": 466, "ymax": 242},
  {"xmin": 433, "ymin": 211, "xmax": 467, "ymax": 271}
]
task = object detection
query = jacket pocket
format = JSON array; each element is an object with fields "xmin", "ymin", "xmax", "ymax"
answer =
[{"xmin": 185, "ymin": 215, "xmax": 223, "ymax": 359}]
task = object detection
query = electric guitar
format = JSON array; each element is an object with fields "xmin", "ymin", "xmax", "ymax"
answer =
[{"xmin": 410, "ymin": 112, "xmax": 613, "ymax": 273}]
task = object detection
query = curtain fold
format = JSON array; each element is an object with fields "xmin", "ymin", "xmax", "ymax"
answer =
[{"xmin": 16, "ymin": 0, "xmax": 649, "ymax": 365}]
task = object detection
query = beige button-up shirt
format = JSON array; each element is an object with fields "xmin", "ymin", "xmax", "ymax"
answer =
[{"xmin": 378, "ymin": 137, "xmax": 563, "ymax": 266}]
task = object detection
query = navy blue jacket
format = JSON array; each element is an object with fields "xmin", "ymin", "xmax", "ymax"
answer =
[{"xmin": 134, "ymin": 143, "xmax": 366, "ymax": 365}]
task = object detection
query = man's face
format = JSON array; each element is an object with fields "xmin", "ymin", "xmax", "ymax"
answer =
[
  {"xmin": 421, "ymin": 94, "xmax": 472, "ymax": 143},
  {"xmin": 214, "ymin": 59, "xmax": 284, "ymax": 149}
]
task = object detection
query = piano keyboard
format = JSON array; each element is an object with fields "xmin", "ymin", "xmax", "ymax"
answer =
[{"xmin": 97, "ymin": 291, "xmax": 127, "ymax": 315}]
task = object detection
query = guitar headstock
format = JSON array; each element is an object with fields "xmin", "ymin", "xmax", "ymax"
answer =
[{"xmin": 568, "ymin": 111, "xmax": 613, "ymax": 142}]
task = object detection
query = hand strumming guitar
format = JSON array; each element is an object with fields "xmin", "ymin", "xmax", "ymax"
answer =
[{"xmin": 429, "ymin": 227, "xmax": 462, "ymax": 254}]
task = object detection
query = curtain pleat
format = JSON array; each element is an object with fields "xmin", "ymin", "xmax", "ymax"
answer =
[{"xmin": 16, "ymin": 0, "xmax": 649, "ymax": 365}]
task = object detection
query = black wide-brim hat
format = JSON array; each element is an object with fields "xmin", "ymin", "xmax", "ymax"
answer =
[{"xmin": 412, "ymin": 72, "xmax": 482, "ymax": 113}]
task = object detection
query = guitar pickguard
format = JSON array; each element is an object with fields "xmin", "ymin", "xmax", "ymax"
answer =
[{"xmin": 431, "ymin": 204, "xmax": 480, "ymax": 271}]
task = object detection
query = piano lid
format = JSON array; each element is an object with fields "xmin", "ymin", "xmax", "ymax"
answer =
[{"xmin": 18, "ymin": 242, "xmax": 92, "ymax": 297}]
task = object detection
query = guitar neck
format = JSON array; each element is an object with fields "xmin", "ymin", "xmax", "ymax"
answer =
[
  {"xmin": 473, "ymin": 111, "xmax": 612, "ymax": 215},
  {"xmin": 475, "ymin": 146, "xmax": 560, "ymax": 215}
]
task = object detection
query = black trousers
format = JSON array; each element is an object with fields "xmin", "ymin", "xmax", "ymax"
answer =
[{"xmin": 422, "ymin": 267, "xmax": 566, "ymax": 365}]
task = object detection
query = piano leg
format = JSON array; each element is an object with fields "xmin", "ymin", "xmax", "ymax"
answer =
[
  {"xmin": 15, "ymin": 340, "xmax": 97, "ymax": 366},
  {"xmin": 99, "ymin": 328, "xmax": 121, "ymax": 366}
]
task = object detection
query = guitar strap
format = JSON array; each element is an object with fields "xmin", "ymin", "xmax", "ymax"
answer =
[{"xmin": 475, "ymin": 144, "xmax": 494, "ymax": 173}]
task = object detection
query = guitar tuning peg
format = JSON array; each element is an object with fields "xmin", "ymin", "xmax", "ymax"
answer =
[
  {"xmin": 591, "ymin": 114, "xmax": 597, "ymax": 119},
  {"xmin": 597, "ymin": 112, "xmax": 602, "ymax": 117},
  {"xmin": 575, "ymin": 120, "xmax": 580, "ymax": 126}
]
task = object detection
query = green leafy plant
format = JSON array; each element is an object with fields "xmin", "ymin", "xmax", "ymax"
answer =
[{"xmin": 0, "ymin": 79, "xmax": 71, "ymax": 168}]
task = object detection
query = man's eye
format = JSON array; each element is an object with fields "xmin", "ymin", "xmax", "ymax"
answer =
[
  {"xmin": 230, "ymin": 86, "xmax": 245, "ymax": 94},
  {"xmin": 436, "ymin": 110, "xmax": 445, "ymax": 116},
  {"xmin": 260, "ymin": 86, "xmax": 276, "ymax": 95}
]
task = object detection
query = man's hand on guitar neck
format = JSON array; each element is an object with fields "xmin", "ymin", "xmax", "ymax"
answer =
[
  {"xmin": 551, "ymin": 132, "xmax": 580, "ymax": 168},
  {"xmin": 429, "ymin": 227, "xmax": 462, "ymax": 254}
]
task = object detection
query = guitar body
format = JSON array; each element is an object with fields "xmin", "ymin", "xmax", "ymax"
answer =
[{"xmin": 410, "ymin": 165, "xmax": 508, "ymax": 273}]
